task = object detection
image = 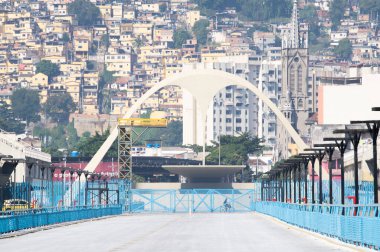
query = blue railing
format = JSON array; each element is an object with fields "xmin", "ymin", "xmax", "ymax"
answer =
[
  {"xmin": 130, "ymin": 189, "xmax": 258, "ymax": 213},
  {"xmin": 255, "ymin": 202, "xmax": 380, "ymax": 249},
  {"xmin": 0, "ymin": 205, "xmax": 122, "ymax": 234},
  {"xmin": 3, "ymin": 180, "xmax": 121, "ymax": 209}
]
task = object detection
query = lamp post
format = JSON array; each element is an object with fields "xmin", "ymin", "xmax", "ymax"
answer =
[
  {"xmin": 284, "ymin": 158, "xmax": 303, "ymax": 203},
  {"xmin": 299, "ymin": 153, "xmax": 317, "ymax": 204},
  {"xmin": 283, "ymin": 162, "xmax": 296, "ymax": 203},
  {"xmin": 333, "ymin": 128, "xmax": 368, "ymax": 205},
  {"xmin": 351, "ymin": 120, "xmax": 380, "ymax": 204},
  {"xmin": 278, "ymin": 164, "xmax": 290, "ymax": 202},
  {"xmin": 304, "ymin": 148, "xmax": 325, "ymax": 203},
  {"xmin": 324, "ymin": 137, "xmax": 349, "ymax": 206},
  {"xmin": 50, "ymin": 166, "xmax": 56, "ymax": 207},
  {"xmin": 314, "ymin": 143, "xmax": 336, "ymax": 204}
]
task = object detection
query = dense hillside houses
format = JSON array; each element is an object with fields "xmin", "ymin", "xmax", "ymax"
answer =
[{"xmin": 0, "ymin": 0, "xmax": 379, "ymax": 154}]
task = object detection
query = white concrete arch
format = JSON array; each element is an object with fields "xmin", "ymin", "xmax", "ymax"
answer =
[{"xmin": 85, "ymin": 69, "xmax": 308, "ymax": 172}]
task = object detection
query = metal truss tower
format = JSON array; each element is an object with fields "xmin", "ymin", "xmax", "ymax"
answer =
[
  {"xmin": 118, "ymin": 125, "xmax": 133, "ymax": 181},
  {"xmin": 117, "ymin": 118, "xmax": 168, "ymax": 182}
]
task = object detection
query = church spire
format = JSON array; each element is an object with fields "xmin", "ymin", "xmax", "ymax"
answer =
[{"xmin": 290, "ymin": 0, "xmax": 300, "ymax": 48}]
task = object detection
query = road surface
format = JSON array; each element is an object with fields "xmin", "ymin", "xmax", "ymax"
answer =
[{"xmin": 0, "ymin": 213, "xmax": 355, "ymax": 252}]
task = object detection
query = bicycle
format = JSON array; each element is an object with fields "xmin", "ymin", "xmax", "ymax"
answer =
[{"xmin": 220, "ymin": 203, "xmax": 232, "ymax": 212}]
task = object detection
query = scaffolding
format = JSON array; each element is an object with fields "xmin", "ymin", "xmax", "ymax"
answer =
[{"xmin": 117, "ymin": 118, "xmax": 168, "ymax": 181}]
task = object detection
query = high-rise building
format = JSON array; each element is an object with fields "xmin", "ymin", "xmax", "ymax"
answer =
[
  {"xmin": 258, "ymin": 59, "xmax": 282, "ymax": 148},
  {"xmin": 277, "ymin": 0, "xmax": 309, "ymax": 158}
]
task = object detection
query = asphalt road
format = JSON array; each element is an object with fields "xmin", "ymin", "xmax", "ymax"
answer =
[{"xmin": 0, "ymin": 213, "xmax": 356, "ymax": 252}]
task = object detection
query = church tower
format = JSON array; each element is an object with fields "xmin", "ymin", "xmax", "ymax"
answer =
[{"xmin": 277, "ymin": 0, "xmax": 309, "ymax": 158}]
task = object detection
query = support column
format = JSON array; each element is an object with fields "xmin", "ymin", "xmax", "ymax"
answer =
[
  {"xmin": 334, "ymin": 140, "xmax": 348, "ymax": 205},
  {"xmin": 298, "ymin": 162, "xmax": 301, "ymax": 204},
  {"xmin": 27, "ymin": 164, "xmax": 33, "ymax": 208},
  {"xmin": 310, "ymin": 156, "xmax": 316, "ymax": 204},
  {"xmin": 293, "ymin": 165, "xmax": 297, "ymax": 204},
  {"xmin": 316, "ymin": 151, "xmax": 325, "ymax": 204},
  {"xmin": 302, "ymin": 158, "xmax": 309, "ymax": 203},
  {"xmin": 325, "ymin": 146, "xmax": 335, "ymax": 204},
  {"xmin": 366, "ymin": 123, "xmax": 379, "ymax": 204},
  {"xmin": 78, "ymin": 171, "xmax": 82, "ymax": 206},
  {"xmin": 284, "ymin": 169, "xmax": 288, "ymax": 202},
  {"xmin": 61, "ymin": 169, "xmax": 65, "ymax": 207},
  {"xmin": 349, "ymin": 133, "xmax": 362, "ymax": 205},
  {"xmin": 50, "ymin": 167, "xmax": 56, "ymax": 207},
  {"xmin": 84, "ymin": 173, "xmax": 89, "ymax": 206},
  {"xmin": 40, "ymin": 167, "xmax": 45, "ymax": 208},
  {"xmin": 70, "ymin": 170, "xmax": 74, "ymax": 207}
]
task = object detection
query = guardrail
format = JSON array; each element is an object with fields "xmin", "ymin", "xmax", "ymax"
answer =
[
  {"xmin": 0, "ymin": 205, "xmax": 122, "ymax": 234},
  {"xmin": 255, "ymin": 202, "xmax": 380, "ymax": 249}
]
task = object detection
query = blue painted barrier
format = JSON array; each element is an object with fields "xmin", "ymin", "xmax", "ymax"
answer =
[
  {"xmin": 255, "ymin": 202, "xmax": 380, "ymax": 249},
  {"xmin": 0, "ymin": 205, "xmax": 122, "ymax": 234},
  {"xmin": 129, "ymin": 189, "xmax": 258, "ymax": 213}
]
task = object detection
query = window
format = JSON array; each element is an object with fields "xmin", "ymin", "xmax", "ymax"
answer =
[
  {"xmin": 297, "ymin": 99, "xmax": 303, "ymax": 108},
  {"xmin": 290, "ymin": 65, "xmax": 295, "ymax": 94},
  {"xmin": 236, "ymin": 118, "xmax": 241, "ymax": 123},
  {"xmin": 236, "ymin": 127, "xmax": 242, "ymax": 132},
  {"xmin": 297, "ymin": 66, "xmax": 303, "ymax": 93}
]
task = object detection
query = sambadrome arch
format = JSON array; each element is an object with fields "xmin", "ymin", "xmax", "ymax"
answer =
[{"xmin": 85, "ymin": 69, "xmax": 308, "ymax": 172}]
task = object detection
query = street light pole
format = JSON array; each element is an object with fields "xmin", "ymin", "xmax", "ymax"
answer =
[{"xmin": 218, "ymin": 131, "xmax": 221, "ymax": 166}]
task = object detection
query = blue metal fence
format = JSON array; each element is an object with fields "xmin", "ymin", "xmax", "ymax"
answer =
[
  {"xmin": 255, "ymin": 202, "xmax": 380, "ymax": 249},
  {"xmin": 0, "ymin": 205, "xmax": 122, "ymax": 234},
  {"xmin": 3, "ymin": 180, "xmax": 121, "ymax": 209},
  {"xmin": 263, "ymin": 179, "xmax": 375, "ymax": 204},
  {"xmin": 129, "ymin": 189, "xmax": 258, "ymax": 213}
]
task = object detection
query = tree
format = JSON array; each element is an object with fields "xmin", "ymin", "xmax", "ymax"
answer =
[
  {"xmin": 86, "ymin": 60, "xmax": 96, "ymax": 70},
  {"xmin": 274, "ymin": 36, "xmax": 282, "ymax": 47},
  {"xmin": 11, "ymin": 89, "xmax": 40, "ymax": 123},
  {"xmin": 36, "ymin": 60, "xmax": 60, "ymax": 83},
  {"xmin": 99, "ymin": 68, "xmax": 115, "ymax": 89},
  {"xmin": 68, "ymin": 0, "xmax": 100, "ymax": 27},
  {"xmin": 133, "ymin": 120, "xmax": 183, "ymax": 147},
  {"xmin": 359, "ymin": 0, "xmax": 380, "ymax": 15},
  {"xmin": 192, "ymin": 19, "xmax": 210, "ymax": 45},
  {"xmin": 75, "ymin": 129, "xmax": 117, "ymax": 157},
  {"xmin": 173, "ymin": 29, "xmax": 192, "ymax": 48},
  {"xmin": 195, "ymin": 0, "xmax": 291, "ymax": 21},
  {"xmin": 159, "ymin": 3, "xmax": 167, "ymax": 13},
  {"xmin": 161, "ymin": 121, "xmax": 183, "ymax": 146},
  {"xmin": 0, "ymin": 101, "xmax": 25, "ymax": 133},
  {"xmin": 300, "ymin": 5, "xmax": 320, "ymax": 45},
  {"xmin": 101, "ymin": 34, "xmax": 110, "ymax": 48},
  {"xmin": 62, "ymin": 33, "xmax": 70, "ymax": 43},
  {"xmin": 195, "ymin": 0, "xmax": 239, "ymax": 12},
  {"xmin": 132, "ymin": 37, "xmax": 144, "ymax": 49},
  {"xmin": 334, "ymin": 38, "xmax": 352, "ymax": 60},
  {"xmin": 238, "ymin": 0, "xmax": 291, "ymax": 21},
  {"xmin": 44, "ymin": 93, "xmax": 76, "ymax": 123},
  {"xmin": 206, "ymin": 132, "xmax": 264, "ymax": 166},
  {"xmin": 330, "ymin": 0, "xmax": 347, "ymax": 30}
]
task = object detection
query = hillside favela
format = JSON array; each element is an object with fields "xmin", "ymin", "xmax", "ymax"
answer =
[{"xmin": 0, "ymin": 0, "xmax": 380, "ymax": 251}]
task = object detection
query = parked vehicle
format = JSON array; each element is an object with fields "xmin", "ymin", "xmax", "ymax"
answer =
[{"xmin": 2, "ymin": 199, "xmax": 29, "ymax": 211}]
